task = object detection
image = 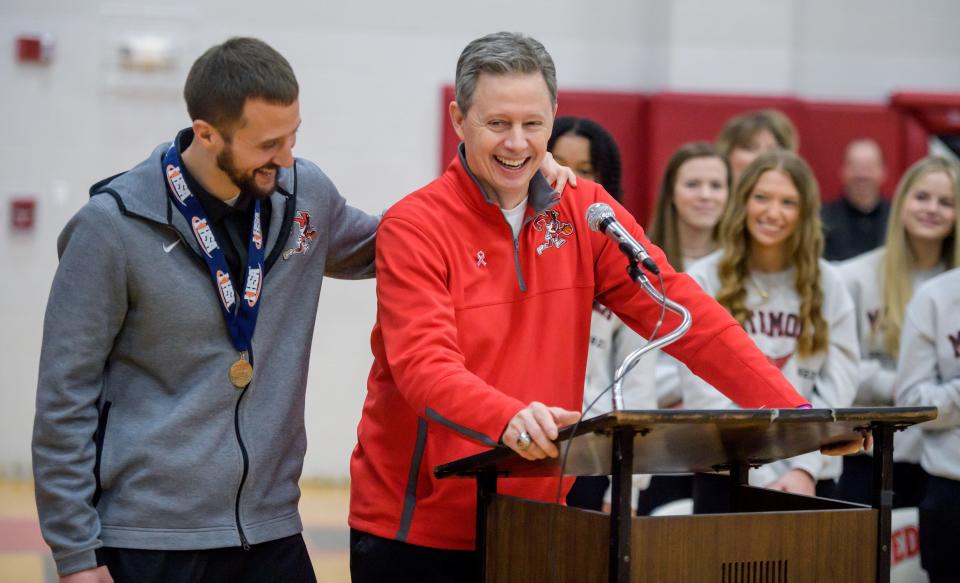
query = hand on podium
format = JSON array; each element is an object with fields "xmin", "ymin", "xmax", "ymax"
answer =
[
  {"xmin": 820, "ymin": 432, "xmax": 872, "ymax": 456},
  {"xmin": 500, "ymin": 402, "xmax": 581, "ymax": 461}
]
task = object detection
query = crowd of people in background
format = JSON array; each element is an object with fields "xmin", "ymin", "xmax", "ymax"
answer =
[{"xmin": 555, "ymin": 109, "xmax": 960, "ymax": 582}]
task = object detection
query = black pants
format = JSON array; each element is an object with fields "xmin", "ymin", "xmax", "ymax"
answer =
[
  {"xmin": 98, "ymin": 534, "xmax": 316, "ymax": 583},
  {"xmin": 691, "ymin": 473, "xmax": 838, "ymax": 514},
  {"xmin": 835, "ymin": 454, "xmax": 929, "ymax": 508},
  {"xmin": 566, "ymin": 475, "xmax": 610, "ymax": 511},
  {"xmin": 919, "ymin": 475, "xmax": 960, "ymax": 583},
  {"xmin": 350, "ymin": 529, "xmax": 479, "ymax": 583}
]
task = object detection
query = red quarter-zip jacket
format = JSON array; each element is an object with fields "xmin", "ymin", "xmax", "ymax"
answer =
[{"xmin": 348, "ymin": 151, "xmax": 809, "ymax": 550}]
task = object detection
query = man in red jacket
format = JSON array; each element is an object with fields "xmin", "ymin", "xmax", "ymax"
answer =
[{"xmin": 348, "ymin": 32, "xmax": 812, "ymax": 582}]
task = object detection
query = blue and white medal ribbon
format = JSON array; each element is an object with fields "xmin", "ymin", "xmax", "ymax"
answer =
[{"xmin": 161, "ymin": 139, "xmax": 266, "ymax": 387}]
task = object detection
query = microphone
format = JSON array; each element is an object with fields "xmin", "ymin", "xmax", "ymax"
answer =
[{"xmin": 586, "ymin": 202, "xmax": 660, "ymax": 275}]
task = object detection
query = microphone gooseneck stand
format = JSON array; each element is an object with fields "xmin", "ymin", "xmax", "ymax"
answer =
[
  {"xmin": 606, "ymin": 258, "xmax": 692, "ymax": 583},
  {"xmin": 610, "ymin": 259, "xmax": 692, "ymax": 412}
]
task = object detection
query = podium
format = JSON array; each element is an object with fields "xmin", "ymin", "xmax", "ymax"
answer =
[{"xmin": 434, "ymin": 407, "xmax": 936, "ymax": 583}]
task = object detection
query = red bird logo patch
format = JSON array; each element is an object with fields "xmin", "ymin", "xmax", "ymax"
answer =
[
  {"xmin": 283, "ymin": 210, "xmax": 318, "ymax": 260},
  {"xmin": 533, "ymin": 209, "xmax": 574, "ymax": 255}
]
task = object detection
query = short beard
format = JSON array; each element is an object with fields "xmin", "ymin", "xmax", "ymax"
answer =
[{"xmin": 216, "ymin": 143, "xmax": 277, "ymax": 200}]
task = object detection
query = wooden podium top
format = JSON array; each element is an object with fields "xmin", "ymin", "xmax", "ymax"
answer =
[{"xmin": 434, "ymin": 407, "xmax": 937, "ymax": 479}]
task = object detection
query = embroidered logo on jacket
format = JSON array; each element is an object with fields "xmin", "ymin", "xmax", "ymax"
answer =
[
  {"xmin": 283, "ymin": 211, "xmax": 318, "ymax": 260},
  {"xmin": 476, "ymin": 251, "xmax": 487, "ymax": 267},
  {"xmin": 533, "ymin": 209, "xmax": 574, "ymax": 255}
]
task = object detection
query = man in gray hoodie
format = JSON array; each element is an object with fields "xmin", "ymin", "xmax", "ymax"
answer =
[{"xmin": 32, "ymin": 37, "xmax": 378, "ymax": 582}]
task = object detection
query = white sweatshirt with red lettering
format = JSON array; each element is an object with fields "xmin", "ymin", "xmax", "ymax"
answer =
[
  {"xmin": 838, "ymin": 247, "xmax": 944, "ymax": 463},
  {"xmin": 895, "ymin": 268, "xmax": 960, "ymax": 482},
  {"xmin": 681, "ymin": 251, "xmax": 860, "ymax": 486}
]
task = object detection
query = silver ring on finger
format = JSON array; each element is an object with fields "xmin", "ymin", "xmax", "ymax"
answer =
[{"xmin": 516, "ymin": 431, "xmax": 532, "ymax": 451}]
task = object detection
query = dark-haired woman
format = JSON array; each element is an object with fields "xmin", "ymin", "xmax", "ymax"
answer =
[{"xmin": 549, "ymin": 117, "xmax": 656, "ymax": 512}]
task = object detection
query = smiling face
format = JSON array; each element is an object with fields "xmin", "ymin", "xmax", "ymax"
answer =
[
  {"xmin": 729, "ymin": 128, "xmax": 779, "ymax": 181},
  {"xmin": 745, "ymin": 169, "xmax": 802, "ymax": 257},
  {"xmin": 449, "ymin": 72, "xmax": 556, "ymax": 208},
  {"xmin": 901, "ymin": 170, "xmax": 957, "ymax": 245},
  {"xmin": 673, "ymin": 156, "xmax": 729, "ymax": 232},
  {"xmin": 217, "ymin": 97, "xmax": 301, "ymax": 198}
]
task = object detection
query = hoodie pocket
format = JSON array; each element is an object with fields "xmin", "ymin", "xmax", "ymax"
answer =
[{"xmin": 92, "ymin": 400, "xmax": 112, "ymax": 507}]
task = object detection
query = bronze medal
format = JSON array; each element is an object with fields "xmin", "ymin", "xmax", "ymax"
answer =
[{"xmin": 229, "ymin": 359, "xmax": 253, "ymax": 389}]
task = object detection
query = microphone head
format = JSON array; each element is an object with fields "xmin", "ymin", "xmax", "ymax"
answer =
[{"xmin": 586, "ymin": 202, "xmax": 615, "ymax": 232}]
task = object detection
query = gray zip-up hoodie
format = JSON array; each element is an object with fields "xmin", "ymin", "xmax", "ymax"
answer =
[
  {"xmin": 32, "ymin": 140, "xmax": 377, "ymax": 576},
  {"xmin": 895, "ymin": 268, "xmax": 960, "ymax": 481}
]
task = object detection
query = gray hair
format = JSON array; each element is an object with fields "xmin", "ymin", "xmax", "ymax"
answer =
[{"xmin": 455, "ymin": 32, "xmax": 557, "ymax": 113}]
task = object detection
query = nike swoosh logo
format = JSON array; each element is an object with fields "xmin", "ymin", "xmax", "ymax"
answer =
[{"xmin": 163, "ymin": 240, "xmax": 181, "ymax": 253}]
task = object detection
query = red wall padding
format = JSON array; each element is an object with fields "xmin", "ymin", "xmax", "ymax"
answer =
[
  {"xmin": 799, "ymin": 102, "xmax": 907, "ymax": 202},
  {"xmin": 645, "ymin": 93, "xmax": 803, "ymax": 215},
  {"xmin": 440, "ymin": 87, "xmax": 935, "ymax": 226}
]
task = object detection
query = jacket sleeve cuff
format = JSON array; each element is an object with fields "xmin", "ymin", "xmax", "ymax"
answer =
[{"xmin": 55, "ymin": 547, "xmax": 100, "ymax": 577}]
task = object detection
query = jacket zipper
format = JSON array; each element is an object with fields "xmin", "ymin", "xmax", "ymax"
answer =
[
  {"xmin": 163, "ymin": 199, "xmax": 279, "ymax": 551},
  {"xmin": 512, "ymin": 238, "xmax": 527, "ymax": 292},
  {"xmin": 504, "ymin": 212, "xmax": 535, "ymax": 293},
  {"xmin": 170, "ymin": 219, "xmax": 253, "ymax": 549}
]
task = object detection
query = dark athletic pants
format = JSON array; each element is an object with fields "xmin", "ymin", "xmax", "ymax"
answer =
[
  {"xmin": 919, "ymin": 475, "xmax": 960, "ymax": 583},
  {"xmin": 97, "ymin": 533, "xmax": 316, "ymax": 583},
  {"xmin": 350, "ymin": 529, "xmax": 479, "ymax": 583},
  {"xmin": 836, "ymin": 454, "xmax": 929, "ymax": 508},
  {"xmin": 566, "ymin": 475, "xmax": 610, "ymax": 511}
]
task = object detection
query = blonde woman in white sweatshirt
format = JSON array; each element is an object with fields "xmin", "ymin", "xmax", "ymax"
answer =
[
  {"xmin": 682, "ymin": 150, "xmax": 859, "ymax": 502},
  {"xmin": 896, "ymin": 266, "xmax": 960, "ymax": 583},
  {"xmin": 837, "ymin": 156, "xmax": 960, "ymax": 507}
]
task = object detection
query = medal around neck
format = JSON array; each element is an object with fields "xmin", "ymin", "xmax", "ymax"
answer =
[
  {"xmin": 229, "ymin": 358, "xmax": 254, "ymax": 389},
  {"xmin": 162, "ymin": 135, "xmax": 266, "ymax": 389}
]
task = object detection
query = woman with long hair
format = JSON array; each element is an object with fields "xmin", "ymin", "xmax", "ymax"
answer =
[
  {"xmin": 716, "ymin": 109, "xmax": 797, "ymax": 184},
  {"xmin": 838, "ymin": 156, "xmax": 960, "ymax": 506},
  {"xmin": 681, "ymin": 150, "xmax": 859, "ymax": 499},
  {"xmin": 549, "ymin": 116, "xmax": 656, "ymax": 511},
  {"xmin": 647, "ymin": 142, "xmax": 732, "ymax": 273},
  {"xmin": 636, "ymin": 142, "xmax": 731, "ymax": 515}
]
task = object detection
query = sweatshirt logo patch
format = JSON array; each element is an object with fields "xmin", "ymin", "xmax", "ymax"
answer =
[
  {"xmin": 533, "ymin": 209, "xmax": 574, "ymax": 256},
  {"xmin": 743, "ymin": 310, "xmax": 801, "ymax": 339},
  {"xmin": 476, "ymin": 250, "xmax": 487, "ymax": 268},
  {"xmin": 283, "ymin": 210, "xmax": 318, "ymax": 260},
  {"xmin": 765, "ymin": 351, "xmax": 794, "ymax": 370}
]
